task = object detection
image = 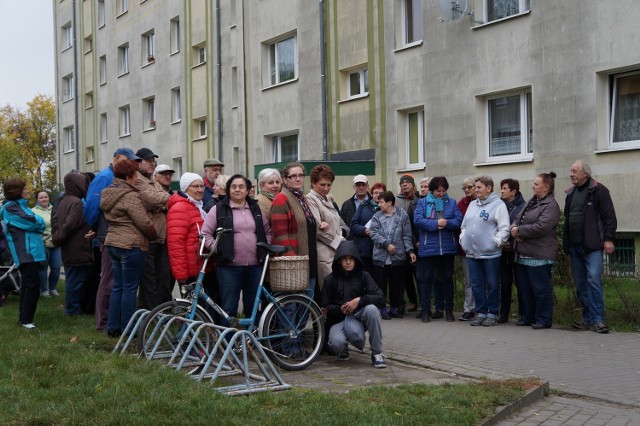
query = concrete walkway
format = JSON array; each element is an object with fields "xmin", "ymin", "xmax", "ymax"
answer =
[{"xmin": 380, "ymin": 315, "xmax": 640, "ymax": 424}]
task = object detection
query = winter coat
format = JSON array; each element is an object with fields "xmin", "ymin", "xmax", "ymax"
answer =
[
  {"xmin": 320, "ymin": 240, "xmax": 385, "ymax": 327},
  {"xmin": 0, "ymin": 198, "xmax": 46, "ymax": 266},
  {"xmin": 414, "ymin": 195, "xmax": 462, "ymax": 257},
  {"xmin": 563, "ymin": 178, "xmax": 617, "ymax": 254},
  {"xmin": 133, "ymin": 171, "xmax": 170, "ymax": 243},
  {"xmin": 460, "ymin": 193, "xmax": 510, "ymax": 259},
  {"xmin": 51, "ymin": 172, "xmax": 93, "ymax": 266},
  {"xmin": 395, "ymin": 192, "xmax": 416, "ymax": 212},
  {"xmin": 349, "ymin": 198, "xmax": 379, "ymax": 259},
  {"xmin": 84, "ymin": 164, "xmax": 114, "ymax": 240},
  {"xmin": 166, "ymin": 192, "xmax": 209, "ymax": 281},
  {"xmin": 100, "ymin": 178, "xmax": 157, "ymax": 251},
  {"xmin": 513, "ymin": 194, "xmax": 561, "ymax": 261},
  {"xmin": 502, "ymin": 192, "xmax": 526, "ymax": 253},
  {"xmin": 339, "ymin": 193, "xmax": 370, "ymax": 234},
  {"xmin": 369, "ymin": 206, "xmax": 414, "ymax": 266}
]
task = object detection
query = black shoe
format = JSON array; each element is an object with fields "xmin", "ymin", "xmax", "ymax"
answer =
[
  {"xmin": 431, "ymin": 310, "xmax": 444, "ymax": 319},
  {"xmin": 107, "ymin": 329, "xmax": 121, "ymax": 338},
  {"xmin": 458, "ymin": 312, "xmax": 475, "ymax": 321},
  {"xmin": 397, "ymin": 305, "xmax": 406, "ymax": 317},
  {"xmin": 389, "ymin": 307, "xmax": 403, "ymax": 319},
  {"xmin": 380, "ymin": 307, "xmax": 391, "ymax": 320},
  {"xmin": 571, "ymin": 320, "xmax": 590, "ymax": 330},
  {"xmin": 531, "ymin": 323, "xmax": 551, "ymax": 330},
  {"xmin": 591, "ymin": 322, "xmax": 609, "ymax": 334},
  {"xmin": 516, "ymin": 320, "xmax": 531, "ymax": 326},
  {"xmin": 420, "ymin": 311, "xmax": 430, "ymax": 323},
  {"xmin": 445, "ymin": 310, "xmax": 455, "ymax": 322},
  {"xmin": 497, "ymin": 316, "xmax": 508, "ymax": 324}
]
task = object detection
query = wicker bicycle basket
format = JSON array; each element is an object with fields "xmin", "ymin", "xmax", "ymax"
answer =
[{"xmin": 269, "ymin": 255, "xmax": 309, "ymax": 292}]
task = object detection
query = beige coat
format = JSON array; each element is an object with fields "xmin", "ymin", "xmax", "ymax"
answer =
[
  {"xmin": 133, "ymin": 171, "xmax": 170, "ymax": 243},
  {"xmin": 306, "ymin": 190, "xmax": 348, "ymax": 289}
]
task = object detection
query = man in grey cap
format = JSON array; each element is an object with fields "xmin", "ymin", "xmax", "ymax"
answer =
[
  {"xmin": 340, "ymin": 174, "xmax": 371, "ymax": 235},
  {"xmin": 84, "ymin": 147, "xmax": 141, "ymax": 330},
  {"xmin": 133, "ymin": 148, "xmax": 172, "ymax": 309},
  {"xmin": 203, "ymin": 158, "xmax": 224, "ymax": 205}
]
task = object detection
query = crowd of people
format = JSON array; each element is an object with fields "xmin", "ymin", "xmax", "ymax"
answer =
[{"xmin": 0, "ymin": 155, "xmax": 617, "ymax": 366}]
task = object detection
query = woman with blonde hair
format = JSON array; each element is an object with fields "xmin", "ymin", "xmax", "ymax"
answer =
[{"xmin": 256, "ymin": 168, "xmax": 282, "ymax": 222}]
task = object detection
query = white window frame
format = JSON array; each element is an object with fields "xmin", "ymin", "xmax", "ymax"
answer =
[
  {"xmin": 609, "ymin": 70, "xmax": 640, "ymax": 148},
  {"xmin": 119, "ymin": 105, "xmax": 131, "ymax": 137},
  {"xmin": 485, "ymin": 90, "xmax": 533, "ymax": 161},
  {"xmin": 143, "ymin": 97, "xmax": 156, "ymax": 129},
  {"xmin": 64, "ymin": 126, "xmax": 75, "ymax": 152},
  {"xmin": 85, "ymin": 146, "xmax": 95, "ymax": 164},
  {"xmin": 195, "ymin": 118, "xmax": 207, "ymax": 139},
  {"xmin": 170, "ymin": 17, "xmax": 180, "ymax": 54},
  {"xmin": 99, "ymin": 55, "xmax": 107, "ymax": 85},
  {"xmin": 347, "ymin": 68, "xmax": 369, "ymax": 99},
  {"xmin": 62, "ymin": 22, "xmax": 73, "ymax": 50},
  {"xmin": 405, "ymin": 110, "xmax": 425, "ymax": 169},
  {"xmin": 85, "ymin": 91, "xmax": 93, "ymax": 109},
  {"xmin": 97, "ymin": 0, "xmax": 106, "ymax": 28},
  {"xmin": 171, "ymin": 87, "xmax": 181, "ymax": 123},
  {"xmin": 100, "ymin": 113, "xmax": 108, "ymax": 143},
  {"xmin": 402, "ymin": 0, "xmax": 423, "ymax": 46},
  {"xmin": 267, "ymin": 35, "xmax": 297, "ymax": 86},
  {"xmin": 84, "ymin": 36, "xmax": 93, "ymax": 54},
  {"xmin": 118, "ymin": 44, "xmax": 129, "ymax": 76},
  {"xmin": 195, "ymin": 44, "xmax": 206, "ymax": 65},
  {"xmin": 62, "ymin": 74, "xmax": 74, "ymax": 102},
  {"xmin": 143, "ymin": 30, "xmax": 155, "ymax": 63},
  {"xmin": 483, "ymin": 0, "xmax": 530, "ymax": 23},
  {"xmin": 116, "ymin": 0, "xmax": 128, "ymax": 16},
  {"xmin": 271, "ymin": 133, "xmax": 299, "ymax": 163}
]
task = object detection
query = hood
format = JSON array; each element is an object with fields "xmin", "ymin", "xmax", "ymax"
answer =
[
  {"xmin": 100, "ymin": 179, "xmax": 136, "ymax": 212},
  {"xmin": 503, "ymin": 191, "xmax": 525, "ymax": 209},
  {"xmin": 167, "ymin": 191, "xmax": 189, "ymax": 210},
  {"xmin": 63, "ymin": 172, "xmax": 89, "ymax": 198},
  {"xmin": 331, "ymin": 240, "xmax": 363, "ymax": 276},
  {"xmin": 476, "ymin": 192, "xmax": 500, "ymax": 207}
]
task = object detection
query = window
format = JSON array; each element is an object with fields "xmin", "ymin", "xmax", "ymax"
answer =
[
  {"xmin": 195, "ymin": 118, "xmax": 207, "ymax": 139},
  {"xmin": 405, "ymin": 110, "xmax": 424, "ymax": 168},
  {"xmin": 118, "ymin": 43, "xmax": 129, "ymax": 75},
  {"xmin": 348, "ymin": 68, "xmax": 369, "ymax": 98},
  {"xmin": 484, "ymin": 0, "xmax": 530, "ymax": 22},
  {"xmin": 62, "ymin": 22, "xmax": 73, "ymax": 50},
  {"xmin": 171, "ymin": 87, "xmax": 181, "ymax": 122},
  {"xmin": 194, "ymin": 44, "xmax": 206, "ymax": 65},
  {"xmin": 610, "ymin": 70, "xmax": 640, "ymax": 147},
  {"xmin": 84, "ymin": 36, "xmax": 93, "ymax": 53},
  {"xmin": 119, "ymin": 105, "xmax": 131, "ymax": 136},
  {"xmin": 172, "ymin": 157, "xmax": 183, "ymax": 177},
  {"xmin": 62, "ymin": 74, "xmax": 74, "ymax": 102},
  {"xmin": 403, "ymin": 0, "xmax": 423, "ymax": 45},
  {"xmin": 486, "ymin": 90, "xmax": 533, "ymax": 159},
  {"xmin": 268, "ymin": 35, "xmax": 297, "ymax": 86},
  {"xmin": 271, "ymin": 134, "xmax": 298, "ymax": 162},
  {"xmin": 64, "ymin": 126, "xmax": 75, "ymax": 152},
  {"xmin": 85, "ymin": 92, "xmax": 93, "ymax": 109},
  {"xmin": 143, "ymin": 97, "xmax": 156, "ymax": 129},
  {"xmin": 85, "ymin": 146, "xmax": 95, "ymax": 163},
  {"xmin": 100, "ymin": 113, "xmax": 108, "ymax": 142},
  {"xmin": 99, "ymin": 55, "xmax": 107, "ymax": 84},
  {"xmin": 170, "ymin": 17, "xmax": 180, "ymax": 54},
  {"xmin": 116, "ymin": 0, "xmax": 128, "ymax": 16},
  {"xmin": 603, "ymin": 236, "xmax": 635, "ymax": 277},
  {"xmin": 143, "ymin": 30, "xmax": 155, "ymax": 63},
  {"xmin": 98, "ymin": 0, "xmax": 106, "ymax": 28}
]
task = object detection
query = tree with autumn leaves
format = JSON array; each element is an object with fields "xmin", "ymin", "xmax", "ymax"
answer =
[{"xmin": 0, "ymin": 95, "xmax": 57, "ymax": 198}]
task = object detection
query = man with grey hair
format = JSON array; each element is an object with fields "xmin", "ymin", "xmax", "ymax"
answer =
[{"xmin": 565, "ymin": 160, "xmax": 617, "ymax": 334}]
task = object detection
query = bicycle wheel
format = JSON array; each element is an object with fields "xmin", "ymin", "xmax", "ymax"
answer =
[
  {"xmin": 137, "ymin": 299, "xmax": 215, "ymax": 360},
  {"xmin": 258, "ymin": 294, "xmax": 325, "ymax": 371}
]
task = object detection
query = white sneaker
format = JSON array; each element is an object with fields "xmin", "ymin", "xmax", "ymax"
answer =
[
  {"xmin": 371, "ymin": 353, "xmax": 387, "ymax": 368},
  {"xmin": 21, "ymin": 323, "xmax": 37, "ymax": 329},
  {"xmin": 40, "ymin": 291, "xmax": 50, "ymax": 297},
  {"xmin": 49, "ymin": 289, "xmax": 60, "ymax": 297}
]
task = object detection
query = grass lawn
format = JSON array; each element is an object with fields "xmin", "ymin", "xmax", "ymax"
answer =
[{"xmin": 0, "ymin": 283, "xmax": 533, "ymax": 425}]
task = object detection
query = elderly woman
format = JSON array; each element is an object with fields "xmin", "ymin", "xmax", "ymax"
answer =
[
  {"xmin": 202, "ymin": 175, "xmax": 271, "ymax": 322},
  {"xmin": 457, "ymin": 176, "xmax": 478, "ymax": 321},
  {"xmin": 101, "ymin": 160, "xmax": 157, "ymax": 337},
  {"xmin": 369, "ymin": 191, "xmax": 416, "ymax": 319},
  {"xmin": 271, "ymin": 162, "xmax": 318, "ymax": 295},
  {"xmin": 256, "ymin": 168, "xmax": 282, "ymax": 222},
  {"xmin": 306, "ymin": 164, "xmax": 349, "ymax": 290},
  {"xmin": 0, "ymin": 178, "xmax": 46, "ymax": 329},
  {"xmin": 511, "ymin": 172, "xmax": 561, "ymax": 329},
  {"xmin": 460, "ymin": 176, "xmax": 510, "ymax": 327},
  {"xmin": 203, "ymin": 174, "xmax": 230, "ymax": 213},
  {"xmin": 31, "ymin": 190, "xmax": 62, "ymax": 297},
  {"xmin": 414, "ymin": 177, "xmax": 463, "ymax": 323},
  {"xmin": 350, "ymin": 182, "xmax": 386, "ymax": 274}
]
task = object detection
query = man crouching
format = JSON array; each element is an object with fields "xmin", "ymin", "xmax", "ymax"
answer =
[{"xmin": 321, "ymin": 240, "xmax": 388, "ymax": 368}]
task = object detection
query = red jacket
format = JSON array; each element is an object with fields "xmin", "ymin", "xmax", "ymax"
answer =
[{"xmin": 166, "ymin": 193, "xmax": 208, "ymax": 281}]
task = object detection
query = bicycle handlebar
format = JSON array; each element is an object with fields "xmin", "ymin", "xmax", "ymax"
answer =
[{"xmin": 198, "ymin": 227, "xmax": 232, "ymax": 259}]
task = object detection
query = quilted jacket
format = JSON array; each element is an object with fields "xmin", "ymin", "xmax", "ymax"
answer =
[{"xmin": 166, "ymin": 192, "xmax": 208, "ymax": 280}]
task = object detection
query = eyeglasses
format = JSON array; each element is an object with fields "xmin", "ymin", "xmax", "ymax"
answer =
[
  {"xmin": 287, "ymin": 174, "xmax": 305, "ymax": 180},
  {"xmin": 189, "ymin": 184, "xmax": 205, "ymax": 190},
  {"xmin": 462, "ymin": 185, "xmax": 474, "ymax": 190}
]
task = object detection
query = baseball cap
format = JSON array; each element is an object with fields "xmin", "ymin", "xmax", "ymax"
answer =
[
  {"xmin": 154, "ymin": 164, "xmax": 175, "ymax": 175},
  {"xmin": 113, "ymin": 148, "xmax": 141, "ymax": 161},
  {"xmin": 353, "ymin": 174, "xmax": 368, "ymax": 185},
  {"xmin": 203, "ymin": 158, "xmax": 224, "ymax": 167},
  {"xmin": 135, "ymin": 147, "xmax": 159, "ymax": 160}
]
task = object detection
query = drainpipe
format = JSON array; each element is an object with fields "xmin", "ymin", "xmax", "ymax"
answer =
[
  {"xmin": 319, "ymin": 0, "xmax": 328, "ymax": 161},
  {"xmin": 216, "ymin": 0, "xmax": 223, "ymax": 162},
  {"xmin": 72, "ymin": 0, "xmax": 80, "ymax": 170}
]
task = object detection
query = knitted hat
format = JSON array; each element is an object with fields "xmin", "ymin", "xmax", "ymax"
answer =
[
  {"xmin": 399, "ymin": 174, "xmax": 415, "ymax": 186},
  {"xmin": 179, "ymin": 172, "xmax": 203, "ymax": 193}
]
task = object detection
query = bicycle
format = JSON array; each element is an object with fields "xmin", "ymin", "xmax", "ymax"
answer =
[{"xmin": 137, "ymin": 227, "xmax": 326, "ymax": 371}]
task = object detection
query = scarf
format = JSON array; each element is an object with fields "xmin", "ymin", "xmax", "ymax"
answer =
[
  {"xmin": 260, "ymin": 190, "xmax": 276, "ymax": 201},
  {"xmin": 425, "ymin": 192, "xmax": 448, "ymax": 219},
  {"xmin": 187, "ymin": 194, "xmax": 207, "ymax": 220},
  {"xmin": 289, "ymin": 188, "xmax": 315, "ymax": 225}
]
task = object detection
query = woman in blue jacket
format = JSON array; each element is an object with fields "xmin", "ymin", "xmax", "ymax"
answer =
[
  {"xmin": 414, "ymin": 177, "xmax": 463, "ymax": 323},
  {"xmin": 0, "ymin": 178, "xmax": 46, "ymax": 329}
]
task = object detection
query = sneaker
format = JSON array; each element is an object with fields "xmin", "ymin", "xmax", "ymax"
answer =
[
  {"xmin": 380, "ymin": 307, "xmax": 391, "ymax": 320},
  {"xmin": 21, "ymin": 323, "xmax": 37, "ymax": 329},
  {"xmin": 431, "ymin": 310, "xmax": 444, "ymax": 319},
  {"xmin": 40, "ymin": 291, "xmax": 50, "ymax": 297},
  {"xmin": 459, "ymin": 312, "xmax": 475, "ymax": 321},
  {"xmin": 591, "ymin": 322, "xmax": 609, "ymax": 334},
  {"xmin": 336, "ymin": 350, "xmax": 350, "ymax": 361},
  {"xmin": 49, "ymin": 289, "xmax": 60, "ymax": 297},
  {"xmin": 445, "ymin": 310, "xmax": 455, "ymax": 322},
  {"xmin": 470, "ymin": 316, "xmax": 486, "ymax": 326},
  {"xmin": 571, "ymin": 320, "xmax": 590, "ymax": 330},
  {"xmin": 420, "ymin": 310, "xmax": 430, "ymax": 323},
  {"xmin": 371, "ymin": 353, "xmax": 387, "ymax": 368},
  {"xmin": 483, "ymin": 317, "xmax": 497, "ymax": 327}
]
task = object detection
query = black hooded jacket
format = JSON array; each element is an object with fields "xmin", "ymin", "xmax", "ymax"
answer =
[{"xmin": 320, "ymin": 240, "xmax": 385, "ymax": 326}]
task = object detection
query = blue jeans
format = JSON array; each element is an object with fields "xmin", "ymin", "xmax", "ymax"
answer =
[
  {"xmin": 569, "ymin": 244, "xmax": 605, "ymax": 324},
  {"xmin": 217, "ymin": 265, "xmax": 262, "ymax": 325},
  {"xmin": 107, "ymin": 246, "xmax": 146, "ymax": 333},
  {"xmin": 467, "ymin": 257, "xmax": 501, "ymax": 318},
  {"xmin": 416, "ymin": 255, "xmax": 454, "ymax": 313},
  {"xmin": 64, "ymin": 265, "xmax": 90, "ymax": 315},
  {"xmin": 39, "ymin": 246, "xmax": 62, "ymax": 292},
  {"xmin": 515, "ymin": 263, "xmax": 553, "ymax": 326}
]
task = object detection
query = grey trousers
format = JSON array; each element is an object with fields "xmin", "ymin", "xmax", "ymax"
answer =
[
  {"xmin": 461, "ymin": 256, "xmax": 476, "ymax": 313},
  {"xmin": 328, "ymin": 304, "xmax": 383, "ymax": 355}
]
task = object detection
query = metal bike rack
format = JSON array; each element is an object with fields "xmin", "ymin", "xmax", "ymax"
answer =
[{"xmin": 113, "ymin": 309, "xmax": 149, "ymax": 354}]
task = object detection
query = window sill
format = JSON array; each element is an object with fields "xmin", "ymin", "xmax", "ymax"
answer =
[
  {"xmin": 393, "ymin": 40, "xmax": 423, "ymax": 53},
  {"xmin": 63, "ymin": 98, "xmax": 74, "ymax": 104},
  {"xmin": 85, "ymin": 159, "xmax": 95, "ymax": 164},
  {"xmin": 261, "ymin": 78, "xmax": 298, "ymax": 92},
  {"xmin": 231, "ymin": 105, "xmax": 238, "ymax": 109},
  {"xmin": 61, "ymin": 45, "xmax": 73, "ymax": 53},
  {"xmin": 99, "ymin": 81, "xmax": 107, "ymax": 86},
  {"xmin": 170, "ymin": 50, "xmax": 180, "ymax": 56},
  {"xmin": 116, "ymin": 10, "xmax": 128, "ymax": 19},
  {"xmin": 98, "ymin": 24, "xmax": 105, "ymax": 30},
  {"xmin": 84, "ymin": 49, "xmax": 92, "ymax": 55},
  {"xmin": 119, "ymin": 133, "xmax": 131, "ymax": 139},
  {"xmin": 594, "ymin": 145, "xmax": 640, "ymax": 154},
  {"xmin": 474, "ymin": 157, "xmax": 533, "ymax": 167},
  {"xmin": 397, "ymin": 164, "xmax": 425, "ymax": 173},
  {"xmin": 171, "ymin": 119, "xmax": 182, "ymax": 125},
  {"xmin": 100, "ymin": 140, "xmax": 108, "ymax": 144},
  {"xmin": 142, "ymin": 127, "xmax": 156, "ymax": 133},
  {"xmin": 193, "ymin": 136, "xmax": 207, "ymax": 142},
  {"xmin": 338, "ymin": 93, "xmax": 369, "ymax": 104},
  {"xmin": 472, "ymin": 10, "xmax": 531, "ymax": 30},
  {"xmin": 84, "ymin": 105, "xmax": 93, "ymax": 110},
  {"xmin": 142, "ymin": 60, "xmax": 155, "ymax": 68},
  {"xmin": 117, "ymin": 72, "xmax": 130, "ymax": 78},
  {"xmin": 63, "ymin": 149, "xmax": 76, "ymax": 155},
  {"xmin": 191, "ymin": 61, "xmax": 206, "ymax": 70}
]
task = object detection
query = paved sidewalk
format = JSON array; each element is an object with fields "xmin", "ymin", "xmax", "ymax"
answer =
[{"xmin": 380, "ymin": 315, "xmax": 640, "ymax": 411}]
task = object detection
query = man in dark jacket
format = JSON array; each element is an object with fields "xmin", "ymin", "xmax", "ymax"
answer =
[
  {"xmin": 339, "ymin": 174, "xmax": 370, "ymax": 237},
  {"xmin": 321, "ymin": 240, "xmax": 387, "ymax": 368},
  {"xmin": 564, "ymin": 160, "xmax": 617, "ymax": 334}
]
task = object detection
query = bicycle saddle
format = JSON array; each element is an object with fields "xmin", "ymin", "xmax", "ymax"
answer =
[{"xmin": 257, "ymin": 242, "xmax": 288, "ymax": 254}]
